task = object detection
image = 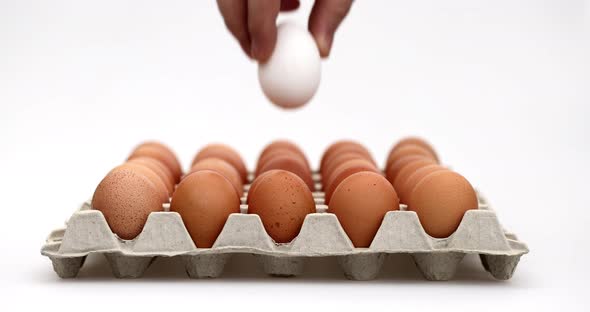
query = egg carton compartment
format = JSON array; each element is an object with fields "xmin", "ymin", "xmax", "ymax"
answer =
[{"xmin": 41, "ymin": 187, "xmax": 528, "ymax": 281}]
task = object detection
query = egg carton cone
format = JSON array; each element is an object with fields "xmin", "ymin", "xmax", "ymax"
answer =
[{"xmin": 41, "ymin": 174, "xmax": 528, "ymax": 281}]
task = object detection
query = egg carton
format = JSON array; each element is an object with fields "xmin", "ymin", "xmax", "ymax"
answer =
[{"xmin": 41, "ymin": 175, "xmax": 528, "ymax": 281}]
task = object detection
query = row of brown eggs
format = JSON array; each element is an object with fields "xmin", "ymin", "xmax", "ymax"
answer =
[
  {"xmin": 173, "ymin": 144, "xmax": 250, "ymax": 247},
  {"xmin": 92, "ymin": 142, "xmax": 182, "ymax": 240},
  {"xmin": 91, "ymin": 138, "xmax": 478, "ymax": 249},
  {"xmin": 385, "ymin": 138, "xmax": 477, "ymax": 238},
  {"xmin": 93, "ymin": 142, "xmax": 250, "ymax": 246},
  {"xmin": 190, "ymin": 143, "xmax": 312, "ymax": 246},
  {"xmin": 254, "ymin": 140, "xmax": 314, "ymax": 191},
  {"xmin": 247, "ymin": 170, "xmax": 316, "ymax": 243},
  {"xmin": 319, "ymin": 138, "xmax": 478, "ymax": 244}
]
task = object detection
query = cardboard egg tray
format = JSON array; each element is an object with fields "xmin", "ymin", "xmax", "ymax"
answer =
[{"xmin": 41, "ymin": 173, "xmax": 528, "ymax": 281}]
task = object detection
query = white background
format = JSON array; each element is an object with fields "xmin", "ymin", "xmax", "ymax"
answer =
[{"xmin": 1, "ymin": 0, "xmax": 589, "ymax": 310}]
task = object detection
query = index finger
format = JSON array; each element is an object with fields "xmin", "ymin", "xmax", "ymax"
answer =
[
  {"xmin": 308, "ymin": 0, "xmax": 353, "ymax": 57},
  {"xmin": 247, "ymin": 0, "xmax": 281, "ymax": 62},
  {"xmin": 217, "ymin": 0, "xmax": 252, "ymax": 57}
]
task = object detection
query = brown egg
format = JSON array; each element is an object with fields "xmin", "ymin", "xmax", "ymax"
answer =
[
  {"xmin": 320, "ymin": 141, "xmax": 357, "ymax": 170},
  {"xmin": 92, "ymin": 166, "xmax": 163, "ymax": 240},
  {"xmin": 392, "ymin": 158, "xmax": 437, "ymax": 193},
  {"xmin": 320, "ymin": 140, "xmax": 371, "ymax": 173},
  {"xmin": 323, "ymin": 144, "xmax": 375, "ymax": 174},
  {"xmin": 328, "ymin": 171, "xmax": 399, "ymax": 247},
  {"xmin": 119, "ymin": 163, "xmax": 169, "ymax": 203},
  {"xmin": 324, "ymin": 158, "xmax": 379, "ymax": 204},
  {"xmin": 170, "ymin": 170, "xmax": 241, "ymax": 248},
  {"xmin": 247, "ymin": 170, "xmax": 316, "ymax": 243},
  {"xmin": 255, "ymin": 148, "xmax": 309, "ymax": 176},
  {"xmin": 257, "ymin": 154, "xmax": 315, "ymax": 191},
  {"xmin": 246, "ymin": 170, "xmax": 276, "ymax": 205},
  {"xmin": 398, "ymin": 165, "xmax": 447, "ymax": 203},
  {"xmin": 192, "ymin": 144, "xmax": 248, "ymax": 183},
  {"xmin": 321, "ymin": 151, "xmax": 374, "ymax": 184},
  {"xmin": 188, "ymin": 158, "xmax": 244, "ymax": 197},
  {"xmin": 128, "ymin": 141, "xmax": 183, "ymax": 183},
  {"xmin": 386, "ymin": 144, "xmax": 437, "ymax": 170},
  {"xmin": 128, "ymin": 157, "xmax": 175, "ymax": 195},
  {"xmin": 407, "ymin": 170, "xmax": 478, "ymax": 238},
  {"xmin": 385, "ymin": 154, "xmax": 428, "ymax": 184},
  {"xmin": 258, "ymin": 140, "xmax": 310, "ymax": 170},
  {"xmin": 387, "ymin": 137, "xmax": 439, "ymax": 163}
]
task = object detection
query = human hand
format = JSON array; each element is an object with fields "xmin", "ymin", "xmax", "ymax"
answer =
[{"xmin": 216, "ymin": 0, "xmax": 353, "ymax": 62}]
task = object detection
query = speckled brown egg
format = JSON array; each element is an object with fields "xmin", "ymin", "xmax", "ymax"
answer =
[
  {"xmin": 387, "ymin": 137, "xmax": 439, "ymax": 163},
  {"xmin": 328, "ymin": 171, "xmax": 399, "ymax": 247},
  {"xmin": 324, "ymin": 158, "xmax": 379, "ymax": 204},
  {"xmin": 386, "ymin": 144, "xmax": 437, "ymax": 170},
  {"xmin": 128, "ymin": 141, "xmax": 183, "ymax": 183},
  {"xmin": 392, "ymin": 158, "xmax": 437, "ymax": 193},
  {"xmin": 92, "ymin": 166, "xmax": 163, "ymax": 240},
  {"xmin": 246, "ymin": 170, "xmax": 276, "ymax": 205},
  {"xmin": 407, "ymin": 170, "xmax": 478, "ymax": 238},
  {"xmin": 257, "ymin": 154, "xmax": 315, "ymax": 191},
  {"xmin": 247, "ymin": 170, "xmax": 315, "ymax": 243},
  {"xmin": 320, "ymin": 140, "xmax": 371, "ymax": 173},
  {"xmin": 128, "ymin": 157, "xmax": 175, "ymax": 195},
  {"xmin": 170, "ymin": 170, "xmax": 241, "ymax": 248},
  {"xmin": 192, "ymin": 144, "xmax": 248, "ymax": 183},
  {"xmin": 119, "ymin": 163, "xmax": 170, "ymax": 203},
  {"xmin": 321, "ymin": 151, "xmax": 374, "ymax": 184},
  {"xmin": 188, "ymin": 158, "xmax": 243, "ymax": 197},
  {"xmin": 398, "ymin": 165, "xmax": 447, "ymax": 204},
  {"xmin": 258, "ymin": 140, "xmax": 310, "ymax": 170}
]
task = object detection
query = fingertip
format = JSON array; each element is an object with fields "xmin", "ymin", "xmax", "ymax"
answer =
[
  {"xmin": 311, "ymin": 31, "xmax": 333, "ymax": 58},
  {"xmin": 239, "ymin": 40, "xmax": 253, "ymax": 59},
  {"xmin": 250, "ymin": 33, "xmax": 276, "ymax": 62},
  {"xmin": 247, "ymin": 0, "xmax": 281, "ymax": 62},
  {"xmin": 250, "ymin": 42, "xmax": 267, "ymax": 62},
  {"xmin": 217, "ymin": 0, "xmax": 252, "ymax": 60},
  {"xmin": 234, "ymin": 31, "xmax": 254, "ymax": 59},
  {"xmin": 308, "ymin": 0, "xmax": 353, "ymax": 58}
]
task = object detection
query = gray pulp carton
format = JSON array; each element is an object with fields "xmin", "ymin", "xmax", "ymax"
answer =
[{"xmin": 41, "ymin": 175, "xmax": 528, "ymax": 281}]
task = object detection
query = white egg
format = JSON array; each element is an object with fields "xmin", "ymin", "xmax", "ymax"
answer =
[{"xmin": 258, "ymin": 22, "xmax": 322, "ymax": 109}]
